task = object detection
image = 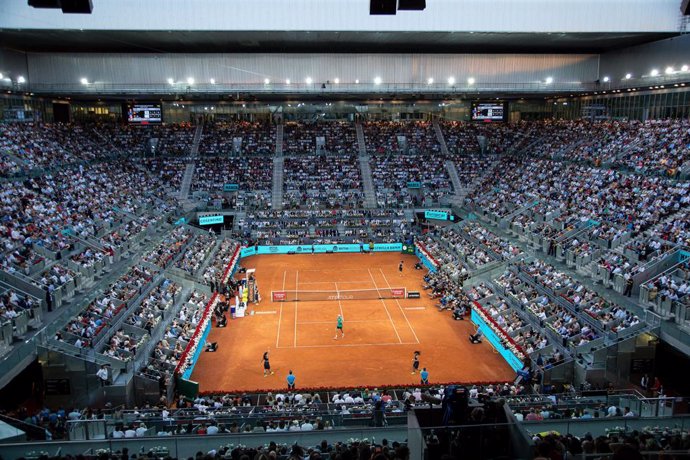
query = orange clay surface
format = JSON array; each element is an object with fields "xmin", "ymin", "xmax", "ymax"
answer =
[{"xmin": 190, "ymin": 253, "xmax": 514, "ymax": 393}]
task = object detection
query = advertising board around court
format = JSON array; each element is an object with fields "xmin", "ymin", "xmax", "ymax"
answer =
[
  {"xmin": 239, "ymin": 243, "xmax": 404, "ymax": 257},
  {"xmin": 470, "ymin": 309, "xmax": 524, "ymax": 372}
]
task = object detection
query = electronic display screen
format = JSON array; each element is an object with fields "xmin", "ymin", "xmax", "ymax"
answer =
[
  {"xmin": 126, "ymin": 103, "xmax": 162, "ymax": 124},
  {"xmin": 471, "ymin": 102, "xmax": 506, "ymax": 121}
]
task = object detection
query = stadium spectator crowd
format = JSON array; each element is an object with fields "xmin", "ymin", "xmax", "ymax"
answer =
[{"xmin": 200, "ymin": 121, "xmax": 275, "ymax": 155}]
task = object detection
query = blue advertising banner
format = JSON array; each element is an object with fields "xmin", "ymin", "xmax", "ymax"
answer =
[
  {"xmin": 414, "ymin": 247, "xmax": 437, "ymax": 273},
  {"xmin": 470, "ymin": 309, "xmax": 523, "ymax": 372},
  {"xmin": 182, "ymin": 321, "xmax": 211, "ymax": 380},
  {"xmin": 240, "ymin": 243, "xmax": 404, "ymax": 257},
  {"xmin": 240, "ymin": 246, "xmax": 257, "ymax": 258},
  {"xmin": 407, "ymin": 181, "xmax": 422, "ymax": 189},
  {"xmin": 199, "ymin": 215, "xmax": 224, "ymax": 226},
  {"xmin": 425, "ymin": 210, "xmax": 454, "ymax": 221},
  {"xmin": 223, "ymin": 184, "xmax": 239, "ymax": 192}
]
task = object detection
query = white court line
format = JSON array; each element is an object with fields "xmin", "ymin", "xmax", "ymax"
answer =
[
  {"xmin": 379, "ymin": 268, "xmax": 420, "ymax": 344},
  {"xmin": 256, "ymin": 311, "xmax": 277, "ymax": 315},
  {"xmin": 367, "ymin": 268, "xmax": 403, "ymax": 344},
  {"xmin": 297, "ymin": 319, "xmax": 390, "ymax": 324},
  {"xmin": 296, "ymin": 268, "xmax": 374, "ymax": 272},
  {"xmin": 294, "ymin": 270, "xmax": 299, "ymax": 348},
  {"xmin": 276, "ymin": 270, "xmax": 286, "ymax": 348},
  {"xmin": 297, "ymin": 281, "xmax": 373, "ymax": 285},
  {"xmin": 276, "ymin": 342, "xmax": 418, "ymax": 349},
  {"xmin": 335, "ymin": 282, "xmax": 345, "ymax": 320},
  {"xmin": 404, "ymin": 307, "xmax": 426, "ymax": 311}
]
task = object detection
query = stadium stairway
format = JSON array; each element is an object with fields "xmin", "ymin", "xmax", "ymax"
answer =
[
  {"xmin": 178, "ymin": 162, "xmax": 196, "ymax": 200},
  {"xmin": 275, "ymin": 124, "xmax": 284, "ymax": 157},
  {"xmin": 272, "ymin": 156, "xmax": 284, "ymax": 209},
  {"xmin": 355, "ymin": 123, "xmax": 367, "ymax": 156},
  {"xmin": 191, "ymin": 123, "xmax": 203, "ymax": 157},
  {"xmin": 358, "ymin": 155, "xmax": 378, "ymax": 208},
  {"xmin": 432, "ymin": 120, "xmax": 450, "ymax": 157},
  {"xmin": 445, "ymin": 160, "xmax": 463, "ymax": 196}
]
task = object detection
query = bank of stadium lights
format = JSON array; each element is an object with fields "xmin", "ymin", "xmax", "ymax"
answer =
[
  {"xmin": 374, "ymin": 76, "xmax": 382, "ymax": 85},
  {"xmin": 80, "ymin": 77, "xmax": 88, "ymax": 85},
  {"xmin": 665, "ymin": 67, "xmax": 674, "ymax": 75},
  {"xmin": 285, "ymin": 79, "xmax": 290, "ymax": 85},
  {"xmin": 305, "ymin": 77, "xmax": 313, "ymax": 84},
  {"xmin": 167, "ymin": 78, "xmax": 174, "ymax": 85},
  {"xmin": 650, "ymin": 69, "xmax": 659, "ymax": 77},
  {"xmin": 210, "ymin": 78, "xmax": 215, "ymax": 84},
  {"xmin": 427, "ymin": 77, "xmax": 434, "ymax": 85},
  {"xmin": 602, "ymin": 76, "xmax": 610, "ymax": 82},
  {"xmin": 467, "ymin": 77, "xmax": 475, "ymax": 85},
  {"xmin": 682, "ymin": 65, "xmax": 689, "ymax": 72},
  {"xmin": 625, "ymin": 73, "xmax": 632, "ymax": 80},
  {"xmin": 447, "ymin": 77, "xmax": 455, "ymax": 85},
  {"xmin": 355, "ymin": 79, "xmax": 360, "ymax": 84},
  {"xmin": 263, "ymin": 78, "xmax": 270, "ymax": 85},
  {"xmin": 545, "ymin": 77, "xmax": 553, "ymax": 84},
  {"xmin": 334, "ymin": 78, "xmax": 340, "ymax": 84},
  {"xmin": 187, "ymin": 77, "xmax": 195, "ymax": 85}
]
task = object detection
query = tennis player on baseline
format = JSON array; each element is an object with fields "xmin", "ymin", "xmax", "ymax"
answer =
[{"xmin": 334, "ymin": 314, "xmax": 345, "ymax": 339}]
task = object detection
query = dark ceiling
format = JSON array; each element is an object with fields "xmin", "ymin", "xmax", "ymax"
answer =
[{"xmin": 0, "ymin": 30, "xmax": 677, "ymax": 54}]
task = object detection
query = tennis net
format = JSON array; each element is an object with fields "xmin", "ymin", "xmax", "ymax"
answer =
[{"xmin": 271, "ymin": 287, "xmax": 407, "ymax": 302}]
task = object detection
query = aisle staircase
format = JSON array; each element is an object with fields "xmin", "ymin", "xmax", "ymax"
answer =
[
  {"xmin": 359, "ymin": 155, "xmax": 377, "ymax": 208},
  {"xmin": 355, "ymin": 123, "xmax": 368, "ymax": 156},
  {"xmin": 433, "ymin": 120, "xmax": 450, "ymax": 156},
  {"xmin": 272, "ymin": 157, "xmax": 284, "ymax": 210},
  {"xmin": 178, "ymin": 123, "xmax": 203, "ymax": 200},
  {"xmin": 190, "ymin": 123, "xmax": 203, "ymax": 157},
  {"xmin": 178, "ymin": 162, "xmax": 196, "ymax": 200},
  {"xmin": 445, "ymin": 160, "xmax": 463, "ymax": 194},
  {"xmin": 275, "ymin": 124, "xmax": 284, "ymax": 157}
]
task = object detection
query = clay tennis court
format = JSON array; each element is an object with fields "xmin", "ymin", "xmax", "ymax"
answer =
[{"xmin": 191, "ymin": 252, "xmax": 515, "ymax": 393}]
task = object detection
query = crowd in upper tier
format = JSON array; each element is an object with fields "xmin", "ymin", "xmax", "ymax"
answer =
[{"xmin": 200, "ymin": 121, "xmax": 275, "ymax": 155}]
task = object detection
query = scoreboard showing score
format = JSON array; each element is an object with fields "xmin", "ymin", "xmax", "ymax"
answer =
[
  {"xmin": 471, "ymin": 101, "xmax": 507, "ymax": 121},
  {"xmin": 126, "ymin": 103, "xmax": 162, "ymax": 124}
]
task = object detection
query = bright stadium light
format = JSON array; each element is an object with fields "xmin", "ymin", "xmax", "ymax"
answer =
[
  {"xmin": 467, "ymin": 77, "xmax": 475, "ymax": 85},
  {"xmin": 17, "ymin": 76, "xmax": 25, "ymax": 84},
  {"xmin": 80, "ymin": 77, "xmax": 88, "ymax": 85},
  {"xmin": 427, "ymin": 77, "xmax": 434, "ymax": 85},
  {"xmin": 374, "ymin": 76, "xmax": 382, "ymax": 85},
  {"xmin": 665, "ymin": 67, "xmax": 674, "ymax": 74},
  {"xmin": 285, "ymin": 79, "xmax": 290, "ymax": 85},
  {"xmin": 264, "ymin": 78, "xmax": 270, "ymax": 84},
  {"xmin": 210, "ymin": 78, "xmax": 216, "ymax": 84},
  {"xmin": 355, "ymin": 79, "xmax": 360, "ymax": 84},
  {"xmin": 305, "ymin": 77, "xmax": 313, "ymax": 84},
  {"xmin": 545, "ymin": 76, "xmax": 553, "ymax": 84},
  {"xmin": 0, "ymin": 73, "xmax": 3, "ymax": 80},
  {"xmin": 682, "ymin": 65, "xmax": 689, "ymax": 72},
  {"xmin": 167, "ymin": 78, "xmax": 174, "ymax": 85},
  {"xmin": 447, "ymin": 77, "xmax": 456, "ymax": 85},
  {"xmin": 334, "ymin": 78, "xmax": 340, "ymax": 84},
  {"xmin": 602, "ymin": 76, "xmax": 610, "ymax": 82},
  {"xmin": 650, "ymin": 69, "xmax": 659, "ymax": 77},
  {"xmin": 187, "ymin": 77, "xmax": 195, "ymax": 85},
  {"xmin": 625, "ymin": 73, "xmax": 632, "ymax": 79}
]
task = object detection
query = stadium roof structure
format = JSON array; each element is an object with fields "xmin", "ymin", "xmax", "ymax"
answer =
[{"xmin": 0, "ymin": 0, "xmax": 685, "ymax": 53}]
